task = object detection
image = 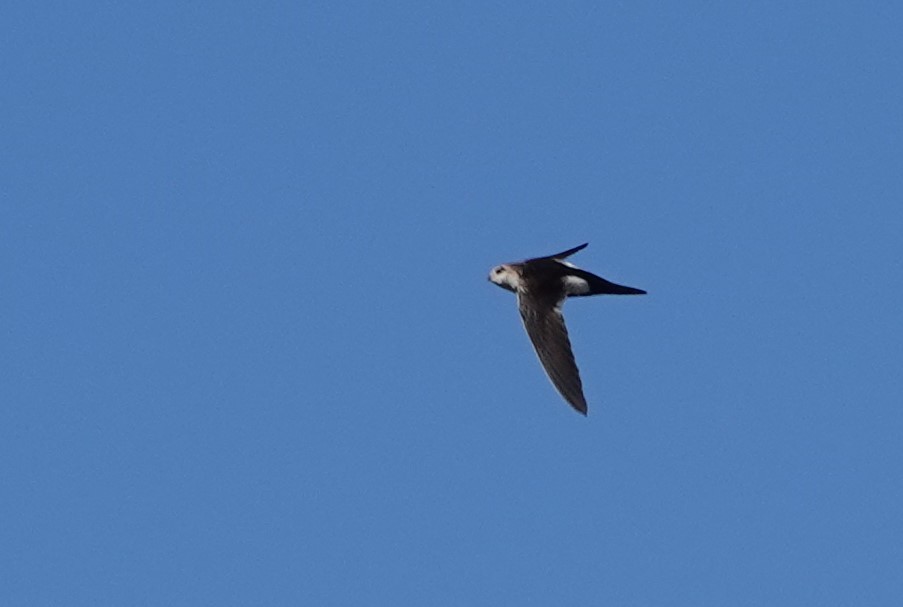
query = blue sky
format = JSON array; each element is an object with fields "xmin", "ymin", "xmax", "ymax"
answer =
[{"xmin": 3, "ymin": 2, "xmax": 902, "ymax": 604}]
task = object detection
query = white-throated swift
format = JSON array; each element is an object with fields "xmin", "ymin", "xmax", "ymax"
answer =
[{"xmin": 488, "ymin": 243, "xmax": 645, "ymax": 415}]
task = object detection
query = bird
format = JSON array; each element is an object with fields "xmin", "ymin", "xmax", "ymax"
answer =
[{"xmin": 488, "ymin": 243, "xmax": 645, "ymax": 415}]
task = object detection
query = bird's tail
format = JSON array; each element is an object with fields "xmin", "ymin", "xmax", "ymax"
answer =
[{"xmin": 539, "ymin": 243, "xmax": 588, "ymax": 261}]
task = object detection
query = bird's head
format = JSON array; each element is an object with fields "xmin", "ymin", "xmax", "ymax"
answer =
[{"xmin": 488, "ymin": 264, "xmax": 520, "ymax": 292}]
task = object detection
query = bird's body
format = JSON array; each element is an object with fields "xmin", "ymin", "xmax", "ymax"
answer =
[{"xmin": 488, "ymin": 243, "xmax": 645, "ymax": 415}]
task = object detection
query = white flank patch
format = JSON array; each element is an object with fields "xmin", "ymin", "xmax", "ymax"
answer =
[{"xmin": 563, "ymin": 275, "xmax": 590, "ymax": 295}]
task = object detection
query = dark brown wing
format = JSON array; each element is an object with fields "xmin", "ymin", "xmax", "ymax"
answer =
[{"xmin": 517, "ymin": 293, "xmax": 588, "ymax": 415}]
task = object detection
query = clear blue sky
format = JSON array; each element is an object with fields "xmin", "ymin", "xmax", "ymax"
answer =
[{"xmin": 3, "ymin": 2, "xmax": 902, "ymax": 605}]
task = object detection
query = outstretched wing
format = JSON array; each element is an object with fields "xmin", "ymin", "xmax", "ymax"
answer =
[
  {"xmin": 562, "ymin": 266, "xmax": 647, "ymax": 296},
  {"xmin": 517, "ymin": 293, "xmax": 588, "ymax": 415}
]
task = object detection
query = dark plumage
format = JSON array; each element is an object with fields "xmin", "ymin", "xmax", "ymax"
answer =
[{"xmin": 488, "ymin": 243, "xmax": 645, "ymax": 415}]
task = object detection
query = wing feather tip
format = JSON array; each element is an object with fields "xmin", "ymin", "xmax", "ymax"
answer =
[{"xmin": 569, "ymin": 398, "xmax": 588, "ymax": 416}]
